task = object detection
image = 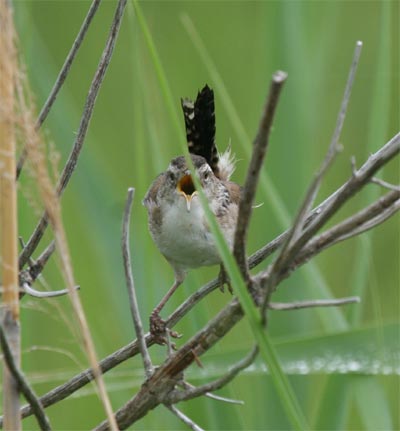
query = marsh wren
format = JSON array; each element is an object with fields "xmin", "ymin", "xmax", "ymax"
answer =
[{"xmin": 143, "ymin": 85, "xmax": 241, "ymax": 339}]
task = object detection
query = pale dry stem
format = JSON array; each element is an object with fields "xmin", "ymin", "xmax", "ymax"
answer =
[{"xmin": 0, "ymin": 2, "xmax": 21, "ymax": 429}]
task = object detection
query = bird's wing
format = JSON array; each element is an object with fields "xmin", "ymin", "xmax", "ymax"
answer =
[{"xmin": 142, "ymin": 172, "xmax": 165, "ymax": 209}]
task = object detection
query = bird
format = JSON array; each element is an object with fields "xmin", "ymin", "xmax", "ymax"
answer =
[{"xmin": 143, "ymin": 85, "xmax": 241, "ymax": 340}]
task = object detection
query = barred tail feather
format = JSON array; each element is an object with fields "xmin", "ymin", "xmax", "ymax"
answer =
[{"xmin": 181, "ymin": 85, "xmax": 220, "ymax": 175}]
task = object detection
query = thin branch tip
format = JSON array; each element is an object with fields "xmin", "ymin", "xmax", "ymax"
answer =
[
  {"xmin": 122, "ymin": 185, "xmax": 153, "ymax": 378},
  {"xmin": 273, "ymin": 70, "xmax": 288, "ymax": 82},
  {"xmin": 269, "ymin": 296, "xmax": 360, "ymax": 311}
]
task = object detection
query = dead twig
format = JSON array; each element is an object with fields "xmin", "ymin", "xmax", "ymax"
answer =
[
  {"xmin": 268, "ymin": 297, "xmax": 360, "ymax": 311},
  {"xmin": 122, "ymin": 187, "xmax": 153, "ymax": 378},
  {"xmin": 16, "ymin": 0, "xmax": 102, "ymax": 179},
  {"xmin": 233, "ymin": 71, "xmax": 287, "ymax": 280}
]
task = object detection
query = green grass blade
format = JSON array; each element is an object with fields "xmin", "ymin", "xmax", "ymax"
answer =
[{"xmin": 354, "ymin": 377, "xmax": 393, "ymax": 431}]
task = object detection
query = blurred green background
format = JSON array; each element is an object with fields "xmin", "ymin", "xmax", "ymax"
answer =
[{"xmin": 4, "ymin": 0, "xmax": 399, "ymax": 429}]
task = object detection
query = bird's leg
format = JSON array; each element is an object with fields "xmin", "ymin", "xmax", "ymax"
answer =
[
  {"xmin": 218, "ymin": 264, "xmax": 233, "ymax": 294},
  {"xmin": 150, "ymin": 271, "xmax": 185, "ymax": 344}
]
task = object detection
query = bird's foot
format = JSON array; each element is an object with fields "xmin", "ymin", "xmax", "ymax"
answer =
[
  {"xmin": 150, "ymin": 311, "xmax": 181, "ymax": 346},
  {"xmin": 218, "ymin": 265, "xmax": 233, "ymax": 294}
]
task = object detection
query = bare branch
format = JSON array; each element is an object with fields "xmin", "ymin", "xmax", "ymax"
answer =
[
  {"xmin": 269, "ymin": 297, "xmax": 360, "ymax": 311},
  {"xmin": 233, "ymin": 71, "xmax": 287, "ymax": 279},
  {"xmin": 165, "ymin": 405, "xmax": 204, "ymax": 431},
  {"xmin": 16, "ymin": 0, "xmax": 102, "ymax": 179},
  {"xmin": 0, "ymin": 322, "xmax": 51, "ymax": 431},
  {"xmin": 168, "ymin": 346, "xmax": 258, "ymax": 404},
  {"xmin": 122, "ymin": 188, "xmax": 153, "ymax": 378},
  {"xmin": 19, "ymin": 0, "xmax": 128, "ymax": 269}
]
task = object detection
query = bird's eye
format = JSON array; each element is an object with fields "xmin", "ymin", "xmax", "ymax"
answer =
[
  {"xmin": 203, "ymin": 171, "xmax": 209, "ymax": 180},
  {"xmin": 167, "ymin": 172, "xmax": 175, "ymax": 182}
]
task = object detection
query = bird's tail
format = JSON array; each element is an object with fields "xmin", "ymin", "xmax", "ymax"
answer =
[{"xmin": 181, "ymin": 85, "xmax": 220, "ymax": 176}]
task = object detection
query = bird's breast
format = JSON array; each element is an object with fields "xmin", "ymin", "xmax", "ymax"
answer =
[{"xmin": 152, "ymin": 198, "xmax": 223, "ymax": 270}]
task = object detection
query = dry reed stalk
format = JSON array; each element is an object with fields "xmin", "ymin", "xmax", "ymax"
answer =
[
  {"xmin": 0, "ymin": 2, "xmax": 118, "ymax": 428},
  {"xmin": 0, "ymin": 1, "xmax": 21, "ymax": 429}
]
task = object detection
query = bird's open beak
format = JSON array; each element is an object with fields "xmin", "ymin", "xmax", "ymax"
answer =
[{"xmin": 177, "ymin": 174, "xmax": 197, "ymax": 212}]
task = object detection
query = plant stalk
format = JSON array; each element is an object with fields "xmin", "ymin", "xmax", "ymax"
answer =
[{"xmin": 0, "ymin": 1, "xmax": 21, "ymax": 429}]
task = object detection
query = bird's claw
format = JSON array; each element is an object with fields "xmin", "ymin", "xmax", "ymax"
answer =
[{"xmin": 150, "ymin": 312, "xmax": 182, "ymax": 346}]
